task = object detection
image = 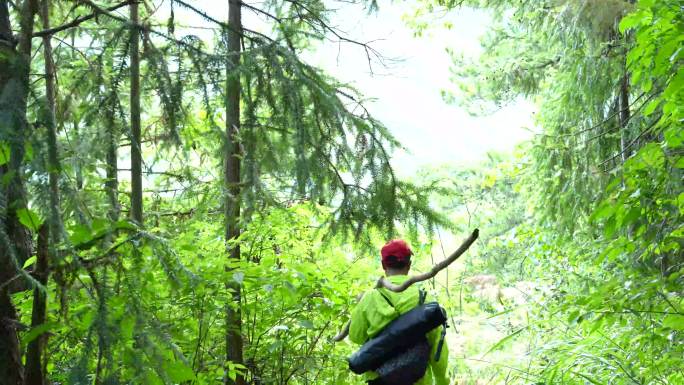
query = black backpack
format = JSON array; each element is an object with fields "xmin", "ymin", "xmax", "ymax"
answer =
[{"xmin": 348, "ymin": 289, "xmax": 448, "ymax": 385}]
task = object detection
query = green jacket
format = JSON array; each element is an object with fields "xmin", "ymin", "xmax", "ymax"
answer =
[{"xmin": 349, "ymin": 275, "xmax": 450, "ymax": 385}]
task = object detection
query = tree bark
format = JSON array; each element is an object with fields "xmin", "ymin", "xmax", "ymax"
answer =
[
  {"xmin": 0, "ymin": 0, "xmax": 11, "ymax": 41},
  {"xmin": 40, "ymin": 0, "xmax": 60, "ymax": 242},
  {"xmin": 0, "ymin": 0, "xmax": 38, "ymax": 384},
  {"xmin": 0, "ymin": 292, "xmax": 24, "ymax": 385},
  {"xmin": 24, "ymin": 1, "xmax": 60, "ymax": 383},
  {"xmin": 106, "ymin": 107, "xmax": 120, "ymax": 223},
  {"xmin": 24, "ymin": 226, "xmax": 48, "ymax": 385},
  {"xmin": 224, "ymin": 0, "xmax": 244, "ymax": 383},
  {"xmin": 129, "ymin": 0, "xmax": 143, "ymax": 224},
  {"xmin": 97, "ymin": 71, "xmax": 120, "ymax": 385},
  {"xmin": 618, "ymin": 70, "xmax": 630, "ymax": 163}
]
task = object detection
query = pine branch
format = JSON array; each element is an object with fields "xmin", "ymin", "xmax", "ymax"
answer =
[
  {"xmin": 78, "ymin": 0, "xmax": 228, "ymax": 60},
  {"xmin": 32, "ymin": 0, "xmax": 135, "ymax": 37},
  {"xmin": 172, "ymin": 0, "xmax": 278, "ymax": 44},
  {"xmin": 283, "ymin": 0, "xmax": 386, "ymax": 71}
]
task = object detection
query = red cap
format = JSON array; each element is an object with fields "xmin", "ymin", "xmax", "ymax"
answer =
[{"xmin": 381, "ymin": 239, "xmax": 412, "ymax": 268}]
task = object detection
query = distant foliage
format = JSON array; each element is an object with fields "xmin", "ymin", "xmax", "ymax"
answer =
[{"xmin": 409, "ymin": 0, "xmax": 683, "ymax": 383}]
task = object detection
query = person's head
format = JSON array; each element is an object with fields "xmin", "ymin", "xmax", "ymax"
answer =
[{"xmin": 381, "ymin": 239, "xmax": 412, "ymax": 276}]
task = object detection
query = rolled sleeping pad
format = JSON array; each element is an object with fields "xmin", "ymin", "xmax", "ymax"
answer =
[{"xmin": 348, "ymin": 302, "xmax": 447, "ymax": 374}]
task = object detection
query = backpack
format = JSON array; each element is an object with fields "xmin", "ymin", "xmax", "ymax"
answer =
[{"xmin": 348, "ymin": 289, "xmax": 448, "ymax": 385}]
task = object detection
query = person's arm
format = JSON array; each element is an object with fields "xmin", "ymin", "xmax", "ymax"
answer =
[
  {"xmin": 427, "ymin": 326, "xmax": 450, "ymax": 385},
  {"xmin": 348, "ymin": 292, "xmax": 369, "ymax": 345}
]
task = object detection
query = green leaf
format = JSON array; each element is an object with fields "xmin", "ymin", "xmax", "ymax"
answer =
[
  {"xmin": 21, "ymin": 322, "xmax": 58, "ymax": 348},
  {"xmin": 114, "ymin": 219, "xmax": 138, "ymax": 231},
  {"xmin": 17, "ymin": 208, "xmax": 43, "ymax": 231},
  {"xmin": 664, "ymin": 126, "xmax": 684, "ymax": 148},
  {"xmin": 225, "ymin": 361, "xmax": 246, "ymax": 382},
  {"xmin": 91, "ymin": 217, "xmax": 108, "ymax": 234},
  {"xmin": 620, "ymin": 206, "xmax": 641, "ymax": 227},
  {"xmin": 663, "ymin": 315, "xmax": 684, "ymax": 330},
  {"xmin": 69, "ymin": 224, "xmax": 92, "ymax": 246},
  {"xmin": 643, "ymin": 99, "xmax": 659, "ymax": 116},
  {"xmin": 120, "ymin": 316, "xmax": 135, "ymax": 342},
  {"xmin": 590, "ymin": 203, "xmax": 615, "ymax": 222},
  {"xmin": 77, "ymin": 308, "xmax": 96, "ymax": 330},
  {"xmin": 145, "ymin": 370, "xmax": 164, "ymax": 385},
  {"xmin": 675, "ymin": 157, "xmax": 684, "ymax": 168},
  {"xmin": 22, "ymin": 256, "xmax": 37, "ymax": 269},
  {"xmin": 603, "ymin": 216, "xmax": 617, "ymax": 238},
  {"xmin": 165, "ymin": 361, "xmax": 195, "ymax": 382},
  {"xmin": 0, "ymin": 142, "xmax": 9, "ymax": 166},
  {"xmin": 619, "ymin": 11, "xmax": 643, "ymax": 33},
  {"xmin": 23, "ymin": 141, "xmax": 33, "ymax": 162}
]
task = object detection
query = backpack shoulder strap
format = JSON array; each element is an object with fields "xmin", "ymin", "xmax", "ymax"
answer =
[
  {"xmin": 435, "ymin": 322, "xmax": 447, "ymax": 361},
  {"xmin": 418, "ymin": 288, "xmax": 427, "ymax": 305}
]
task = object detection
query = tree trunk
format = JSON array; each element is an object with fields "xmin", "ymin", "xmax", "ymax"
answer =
[
  {"xmin": 24, "ymin": 1, "xmax": 59, "ymax": 383},
  {"xmin": 0, "ymin": 292, "xmax": 23, "ymax": 385},
  {"xmin": 40, "ymin": 0, "xmax": 60, "ymax": 242},
  {"xmin": 24, "ymin": 226, "xmax": 48, "ymax": 385},
  {"xmin": 618, "ymin": 74, "xmax": 630, "ymax": 163},
  {"xmin": 224, "ymin": 0, "xmax": 244, "ymax": 383},
  {"xmin": 0, "ymin": 0, "xmax": 37, "ymax": 384},
  {"xmin": 106, "ymin": 104, "xmax": 120, "ymax": 223},
  {"xmin": 97, "ymin": 70, "xmax": 121, "ymax": 385},
  {"xmin": 130, "ymin": 0, "xmax": 143, "ymax": 224}
]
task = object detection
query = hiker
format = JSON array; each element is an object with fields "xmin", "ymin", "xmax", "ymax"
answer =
[{"xmin": 349, "ymin": 239, "xmax": 450, "ymax": 385}]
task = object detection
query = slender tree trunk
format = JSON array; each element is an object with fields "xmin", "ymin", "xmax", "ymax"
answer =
[
  {"xmin": 24, "ymin": 226, "xmax": 48, "ymax": 385},
  {"xmin": 25, "ymin": 1, "xmax": 59, "ymax": 383},
  {"xmin": 618, "ymin": 72, "xmax": 630, "ymax": 163},
  {"xmin": 96, "ymin": 75, "xmax": 121, "ymax": 385},
  {"xmin": 73, "ymin": 119, "xmax": 88, "ymax": 225},
  {"xmin": 224, "ymin": 0, "xmax": 244, "ymax": 383},
  {"xmin": 106, "ymin": 109, "xmax": 120, "ymax": 223},
  {"xmin": 40, "ymin": 0, "xmax": 60, "ymax": 242},
  {"xmin": 130, "ymin": 0, "xmax": 143, "ymax": 224},
  {"xmin": 0, "ymin": 1, "xmax": 37, "ymax": 384}
]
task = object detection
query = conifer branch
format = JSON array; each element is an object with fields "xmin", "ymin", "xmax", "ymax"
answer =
[
  {"xmin": 283, "ymin": 0, "xmax": 385, "ymax": 70},
  {"xmin": 32, "ymin": 0, "xmax": 134, "ymax": 37},
  {"xmin": 78, "ymin": 0, "xmax": 234, "ymax": 60},
  {"xmin": 172, "ymin": 0, "xmax": 278, "ymax": 44}
]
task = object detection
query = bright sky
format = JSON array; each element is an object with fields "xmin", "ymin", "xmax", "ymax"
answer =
[
  {"xmin": 165, "ymin": 1, "xmax": 536, "ymax": 176},
  {"xmin": 302, "ymin": 3, "xmax": 537, "ymax": 176}
]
